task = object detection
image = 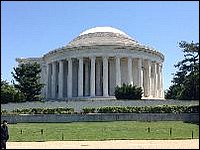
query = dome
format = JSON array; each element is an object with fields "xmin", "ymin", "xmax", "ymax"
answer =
[
  {"xmin": 79, "ymin": 26, "xmax": 131, "ymax": 39},
  {"xmin": 68, "ymin": 26, "xmax": 138, "ymax": 47}
]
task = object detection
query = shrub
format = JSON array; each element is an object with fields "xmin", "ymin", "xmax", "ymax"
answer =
[
  {"xmin": 10, "ymin": 107, "xmax": 74, "ymax": 114},
  {"xmin": 83, "ymin": 107, "xmax": 96, "ymax": 113},
  {"xmin": 187, "ymin": 105, "xmax": 199, "ymax": 113},
  {"xmin": 96, "ymin": 105, "xmax": 199, "ymax": 113},
  {"xmin": 114, "ymin": 83, "xmax": 143, "ymax": 100},
  {"xmin": 1, "ymin": 109, "xmax": 7, "ymax": 115}
]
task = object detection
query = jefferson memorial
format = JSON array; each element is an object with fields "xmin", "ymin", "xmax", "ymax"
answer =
[{"xmin": 16, "ymin": 26, "xmax": 164, "ymax": 100}]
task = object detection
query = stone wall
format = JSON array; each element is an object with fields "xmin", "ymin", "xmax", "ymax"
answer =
[{"xmin": 1, "ymin": 113, "xmax": 199, "ymax": 124}]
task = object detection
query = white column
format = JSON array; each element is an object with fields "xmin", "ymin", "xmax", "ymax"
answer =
[
  {"xmin": 141, "ymin": 59, "xmax": 144, "ymax": 95},
  {"xmin": 46, "ymin": 63, "xmax": 50, "ymax": 99},
  {"xmin": 90, "ymin": 56, "xmax": 96, "ymax": 97},
  {"xmin": 128, "ymin": 57, "xmax": 133, "ymax": 85},
  {"xmin": 159, "ymin": 64, "xmax": 163, "ymax": 98},
  {"xmin": 157, "ymin": 64, "xmax": 161, "ymax": 98},
  {"xmin": 58, "ymin": 60, "xmax": 64, "ymax": 99},
  {"xmin": 96, "ymin": 59, "xmax": 101, "ymax": 96},
  {"xmin": 132, "ymin": 58, "xmax": 137, "ymax": 86},
  {"xmin": 67, "ymin": 58, "xmax": 72, "ymax": 98},
  {"xmin": 153, "ymin": 62, "xmax": 157, "ymax": 98},
  {"xmin": 78, "ymin": 57, "xmax": 83, "ymax": 97},
  {"xmin": 103, "ymin": 56, "xmax": 109, "ymax": 96},
  {"xmin": 84, "ymin": 60, "xmax": 89, "ymax": 96},
  {"xmin": 156, "ymin": 63, "xmax": 159, "ymax": 98},
  {"xmin": 147, "ymin": 60, "xmax": 151, "ymax": 97},
  {"xmin": 151, "ymin": 62, "xmax": 155, "ymax": 97},
  {"xmin": 51, "ymin": 62, "xmax": 57, "ymax": 99},
  {"xmin": 109, "ymin": 58, "xmax": 116, "ymax": 96},
  {"xmin": 160, "ymin": 64, "xmax": 164, "ymax": 98},
  {"xmin": 137, "ymin": 58, "xmax": 143, "ymax": 88},
  {"xmin": 116, "ymin": 56, "xmax": 121, "ymax": 87}
]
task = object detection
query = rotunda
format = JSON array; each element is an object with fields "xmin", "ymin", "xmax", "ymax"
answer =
[{"xmin": 16, "ymin": 26, "xmax": 164, "ymax": 100}]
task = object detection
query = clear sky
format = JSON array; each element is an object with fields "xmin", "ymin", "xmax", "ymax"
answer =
[{"xmin": 1, "ymin": 1, "xmax": 199, "ymax": 91}]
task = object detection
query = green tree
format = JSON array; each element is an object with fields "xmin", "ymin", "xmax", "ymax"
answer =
[
  {"xmin": 115, "ymin": 83, "xmax": 143, "ymax": 100},
  {"xmin": 1, "ymin": 78, "xmax": 25, "ymax": 103},
  {"xmin": 12, "ymin": 62, "xmax": 44, "ymax": 101},
  {"xmin": 165, "ymin": 41, "xmax": 199, "ymax": 100}
]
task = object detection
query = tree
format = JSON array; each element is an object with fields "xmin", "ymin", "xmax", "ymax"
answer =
[
  {"xmin": 115, "ymin": 83, "xmax": 143, "ymax": 100},
  {"xmin": 165, "ymin": 41, "xmax": 199, "ymax": 100},
  {"xmin": 1, "ymin": 78, "xmax": 25, "ymax": 103},
  {"xmin": 12, "ymin": 62, "xmax": 44, "ymax": 101}
]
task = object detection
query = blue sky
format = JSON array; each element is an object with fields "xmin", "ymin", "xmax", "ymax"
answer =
[{"xmin": 1, "ymin": 1, "xmax": 199, "ymax": 90}]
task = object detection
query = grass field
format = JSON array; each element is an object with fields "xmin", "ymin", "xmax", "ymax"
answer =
[{"xmin": 8, "ymin": 121, "xmax": 199, "ymax": 142}]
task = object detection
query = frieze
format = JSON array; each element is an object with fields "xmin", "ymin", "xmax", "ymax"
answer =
[{"xmin": 43, "ymin": 44, "xmax": 164, "ymax": 62}]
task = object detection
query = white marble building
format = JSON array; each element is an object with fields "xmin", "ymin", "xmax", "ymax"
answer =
[{"xmin": 16, "ymin": 26, "xmax": 164, "ymax": 100}]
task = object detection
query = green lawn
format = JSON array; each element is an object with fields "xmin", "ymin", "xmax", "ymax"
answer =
[{"xmin": 8, "ymin": 121, "xmax": 199, "ymax": 142}]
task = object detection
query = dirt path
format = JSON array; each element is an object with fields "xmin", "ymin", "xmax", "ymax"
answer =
[{"xmin": 7, "ymin": 139, "xmax": 199, "ymax": 149}]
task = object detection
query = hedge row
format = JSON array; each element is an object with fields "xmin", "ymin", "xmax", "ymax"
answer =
[
  {"xmin": 1, "ymin": 105, "xmax": 199, "ymax": 115},
  {"xmin": 84, "ymin": 105, "xmax": 199, "ymax": 113},
  {"xmin": 1, "ymin": 107, "xmax": 74, "ymax": 115},
  {"xmin": 82, "ymin": 107, "xmax": 96, "ymax": 113}
]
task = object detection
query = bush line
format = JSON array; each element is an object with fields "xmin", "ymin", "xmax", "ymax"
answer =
[
  {"xmin": 1, "ymin": 107, "xmax": 74, "ymax": 115},
  {"xmin": 2, "ymin": 105, "xmax": 198, "ymax": 115}
]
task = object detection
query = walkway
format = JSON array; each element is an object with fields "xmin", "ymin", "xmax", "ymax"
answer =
[{"xmin": 7, "ymin": 139, "xmax": 199, "ymax": 149}]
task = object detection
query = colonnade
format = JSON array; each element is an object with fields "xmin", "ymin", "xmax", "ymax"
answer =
[{"xmin": 45, "ymin": 56, "xmax": 164, "ymax": 99}]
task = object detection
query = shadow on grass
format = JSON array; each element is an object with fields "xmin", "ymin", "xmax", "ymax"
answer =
[{"xmin": 183, "ymin": 121, "xmax": 199, "ymax": 125}]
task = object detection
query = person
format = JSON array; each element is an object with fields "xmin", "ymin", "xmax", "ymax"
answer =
[{"xmin": 1, "ymin": 120, "xmax": 9, "ymax": 149}]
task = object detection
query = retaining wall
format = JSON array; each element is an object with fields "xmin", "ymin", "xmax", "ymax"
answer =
[{"xmin": 1, "ymin": 113, "xmax": 199, "ymax": 123}]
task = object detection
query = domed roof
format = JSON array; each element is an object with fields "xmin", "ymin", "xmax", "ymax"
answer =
[
  {"xmin": 68, "ymin": 26, "xmax": 138, "ymax": 47},
  {"xmin": 44, "ymin": 26, "xmax": 164, "ymax": 61},
  {"xmin": 79, "ymin": 26, "xmax": 131, "ymax": 38}
]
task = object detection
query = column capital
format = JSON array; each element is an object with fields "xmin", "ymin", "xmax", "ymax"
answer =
[
  {"xmin": 59, "ymin": 59, "xmax": 64, "ymax": 63},
  {"xmin": 128, "ymin": 56, "xmax": 133, "ymax": 59},
  {"xmin": 145, "ymin": 60, "xmax": 151, "ymax": 68},
  {"xmin": 115, "ymin": 55, "xmax": 121, "ymax": 59},
  {"xmin": 77, "ymin": 56, "xmax": 83, "ymax": 60},
  {"xmin": 66, "ymin": 57, "xmax": 72, "ymax": 61},
  {"xmin": 103, "ymin": 56, "xmax": 109, "ymax": 59},
  {"xmin": 158, "ymin": 63, "xmax": 163, "ymax": 67},
  {"xmin": 137, "ymin": 58, "xmax": 142, "ymax": 67},
  {"xmin": 103, "ymin": 56, "xmax": 109, "ymax": 63},
  {"xmin": 90, "ymin": 56, "xmax": 96, "ymax": 60},
  {"xmin": 52, "ymin": 61, "xmax": 57, "ymax": 65},
  {"xmin": 135, "ymin": 57, "xmax": 141, "ymax": 60},
  {"xmin": 146, "ymin": 59, "xmax": 152, "ymax": 63}
]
